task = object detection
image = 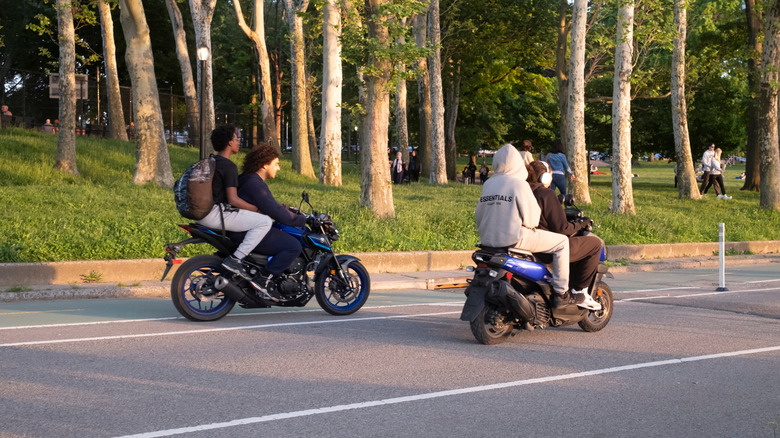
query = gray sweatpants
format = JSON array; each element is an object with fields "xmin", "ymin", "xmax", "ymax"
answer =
[
  {"xmin": 515, "ymin": 228, "xmax": 570, "ymax": 295},
  {"xmin": 197, "ymin": 204, "xmax": 272, "ymax": 259}
]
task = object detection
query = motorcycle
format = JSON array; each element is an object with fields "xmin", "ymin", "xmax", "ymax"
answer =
[
  {"xmin": 161, "ymin": 191, "xmax": 370, "ymax": 321},
  {"xmin": 460, "ymin": 198, "xmax": 613, "ymax": 344}
]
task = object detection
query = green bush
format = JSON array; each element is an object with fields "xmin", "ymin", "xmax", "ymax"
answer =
[{"xmin": 1, "ymin": 127, "xmax": 779, "ymax": 262}]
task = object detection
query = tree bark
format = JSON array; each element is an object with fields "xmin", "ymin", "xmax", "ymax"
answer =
[
  {"xmin": 396, "ymin": 20, "xmax": 409, "ymax": 164},
  {"xmin": 320, "ymin": 0, "xmax": 343, "ymax": 186},
  {"xmin": 671, "ymin": 0, "xmax": 699, "ymax": 199},
  {"xmin": 758, "ymin": 0, "xmax": 780, "ymax": 210},
  {"xmin": 164, "ymin": 0, "xmax": 199, "ymax": 148},
  {"xmin": 54, "ymin": 0, "xmax": 79, "ymax": 176},
  {"xmin": 283, "ymin": 0, "xmax": 316, "ymax": 178},
  {"xmin": 233, "ymin": 0, "xmax": 280, "ymax": 152},
  {"xmin": 743, "ymin": 0, "xmax": 763, "ymax": 191},
  {"xmin": 306, "ymin": 75, "xmax": 319, "ymax": 164},
  {"xmin": 427, "ymin": 0, "xmax": 447, "ymax": 184},
  {"xmin": 414, "ymin": 12, "xmax": 431, "ymax": 180},
  {"xmin": 556, "ymin": 0, "xmax": 569, "ymax": 151},
  {"xmin": 188, "ymin": 0, "xmax": 217, "ymax": 154},
  {"xmin": 97, "ymin": 0, "xmax": 128, "ymax": 141},
  {"xmin": 444, "ymin": 60, "xmax": 460, "ymax": 181},
  {"xmin": 119, "ymin": 0, "xmax": 174, "ymax": 187},
  {"xmin": 361, "ymin": 0, "xmax": 395, "ymax": 218},
  {"xmin": 566, "ymin": 0, "xmax": 590, "ymax": 203},
  {"xmin": 611, "ymin": 0, "xmax": 635, "ymax": 214}
]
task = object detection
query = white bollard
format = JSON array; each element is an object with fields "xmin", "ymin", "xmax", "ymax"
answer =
[{"xmin": 717, "ymin": 222, "xmax": 728, "ymax": 291}]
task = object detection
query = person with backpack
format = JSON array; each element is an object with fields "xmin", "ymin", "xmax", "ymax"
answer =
[{"xmin": 196, "ymin": 125, "xmax": 273, "ymax": 281}]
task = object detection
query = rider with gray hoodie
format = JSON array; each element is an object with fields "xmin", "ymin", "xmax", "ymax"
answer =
[{"xmin": 475, "ymin": 144, "xmax": 586, "ymax": 308}]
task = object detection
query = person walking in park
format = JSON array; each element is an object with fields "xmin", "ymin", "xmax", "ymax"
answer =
[
  {"xmin": 545, "ymin": 140, "xmax": 573, "ymax": 195},
  {"xmin": 195, "ymin": 125, "xmax": 273, "ymax": 283},
  {"xmin": 468, "ymin": 157, "xmax": 477, "ymax": 184},
  {"xmin": 699, "ymin": 143, "xmax": 718, "ymax": 196},
  {"xmin": 391, "ymin": 151, "xmax": 405, "ymax": 184},
  {"xmin": 702, "ymin": 147, "xmax": 731, "ymax": 199},
  {"xmin": 408, "ymin": 150, "xmax": 421, "ymax": 182},
  {"xmin": 42, "ymin": 119, "xmax": 55, "ymax": 134},
  {"xmin": 479, "ymin": 162, "xmax": 489, "ymax": 184},
  {"xmin": 1, "ymin": 105, "xmax": 12, "ymax": 116}
]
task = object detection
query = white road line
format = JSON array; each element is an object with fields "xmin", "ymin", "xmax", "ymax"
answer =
[
  {"xmin": 617, "ymin": 286, "xmax": 780, "ymax": 302},
  {"xmin": 616, "ymin": 287, "xmax": 697, "ymax": 294},
  {"xmin": 0, "ymin": 301, "xmax": 464, "ymax": 331},
  {"xmin": 745, "ymin": 278, "xmax": 780, "ymax": 284},
  {"xmin": 0, "ymin": 311, "xmax": 461, "ymax": 347},
  {"xmin": 114, "ymin": 345, "xmax": 780, "ymax": 438}
]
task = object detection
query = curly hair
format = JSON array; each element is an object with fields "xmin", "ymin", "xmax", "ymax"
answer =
[
  {"xmin": 211, "ymin": 124, "xmax": 237, "ymax": 151},
  {"xmin": 242, "ymin": 142, "xmax": 279, "ymax": 174},
  {"xmin": 526, "ymin": 160, "xmax": 549, "ymax": 183}
]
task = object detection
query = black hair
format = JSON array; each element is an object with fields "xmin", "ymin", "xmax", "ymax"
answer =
[
  {"xmin": 242, "ymin": 142, "xmax": 279, "ymax": 174},
  {"xmin": 211, "ymin": 124, "xmax": 238, "ymax": 151},
  {"xmin": 550, "ymin": 140, "xmax": 564, "ymax": 154}
]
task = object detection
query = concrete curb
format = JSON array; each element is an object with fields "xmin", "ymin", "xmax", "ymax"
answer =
[
  {"xmin": 2, "ymin": 253, "xmax": 779, "ymax": 302},
  {"xmin": 1, "ymin": 241, "xmax": 778, "ymax": 288}
]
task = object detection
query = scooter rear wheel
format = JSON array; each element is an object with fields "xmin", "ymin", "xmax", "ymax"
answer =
[
  {"xmin": 470, "ymin": 304, "xmax": 514, "ymax": 345},
  {"xmin": 171, "ymin": 255, "xmax": 235, "ymax": 321},
  {"xmin": 578, "ymin": 281, "xmax": 613, "ymax": 332}
]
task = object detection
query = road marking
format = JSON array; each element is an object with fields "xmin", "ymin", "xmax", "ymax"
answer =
[
  {"xmin": 0, "ymin": 311, "xmax": 461, "ymax": 347},
  {"xmin": 745, "ymin": 278, "xmax": 780, "ymax": 284},
  {"xmin": 113, "ymin": 344, "xmax": 780, "ymax": 438},
  {"xmin": 0, "ymin": 301, "xmax": 464, "ymax": 331},
  {"xmin": 0, "ymin": 308, "xmax": 84, "ymax": 316},
  {"xmin": 617, "ymin": 286, "xmax": 780, "ymax": 302},
  {"xmin": 616, "ymin": 287, "xmax": 697, "ymax": 294}
]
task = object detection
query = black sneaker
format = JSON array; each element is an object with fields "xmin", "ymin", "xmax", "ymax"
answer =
[
  {"xmin": 222, "ymin": 255, "xmax": 251, "ymax": 279},
  {"xmin": 552, "ymin": 291, "xmax": 586, "ymax": 309}
]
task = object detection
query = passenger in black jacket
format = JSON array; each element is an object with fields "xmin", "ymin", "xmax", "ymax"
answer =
[
  {"xmin": 526, "ymin": 160, "xmax": 602, "ymax": 311},
  {"xmin": 233, "ymin": 143, "xmax": 307, "ymax": 299}
]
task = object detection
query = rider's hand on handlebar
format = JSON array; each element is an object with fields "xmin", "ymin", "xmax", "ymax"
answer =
[
  {"xmin": 306, "ymin": 214, "xmax": 318, "ymax": 228},
  {"xmin": 577, "ymin": 216, "xmax": 593, "ymax": 230}
]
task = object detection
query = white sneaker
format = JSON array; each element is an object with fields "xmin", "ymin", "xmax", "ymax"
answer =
[
  {"xmin": 717, "ymin": 194, "xmax": 724, "ymax": 199},
  {"xmin": 571, "ymin": 289, "xmax": 602, "ymax": 311},
  {"xmin": 723, "ymin": 195, "xmax": 732, "ymax": 200}
]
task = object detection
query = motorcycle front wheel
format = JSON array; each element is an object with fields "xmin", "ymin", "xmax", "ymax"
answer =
[
  {"xmin": 315, "ymin": 261, "xmax": 370, "ymax": 316},
  {"xmin": 470, "ymin": 304, "xmax": 514, "ymax": 345},
  {"xmin": 578, "ymin": 281, "xmax": 613, "ymax": 332},
  {"xmin": 171, "ymin": 255, "xmax": 235, "ymax": 321}
]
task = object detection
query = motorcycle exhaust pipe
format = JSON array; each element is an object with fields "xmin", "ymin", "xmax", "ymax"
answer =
[
  {"xmin": 214, "ymin": 276, "xmax": 251, "ymax": 302},
  {"xmin": 495, "ymin": 281, "xmax": 536, "ymax": 322}
]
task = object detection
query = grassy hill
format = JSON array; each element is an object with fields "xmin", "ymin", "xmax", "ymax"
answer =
[{"xmin": 1, "ymin": 127, "xmax": 778, "ymax": 262}]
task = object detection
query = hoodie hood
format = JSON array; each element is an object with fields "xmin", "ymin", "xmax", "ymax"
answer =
[{"xmin": 492, "ymin": 144, "xmax": 528, "ymax": 180}]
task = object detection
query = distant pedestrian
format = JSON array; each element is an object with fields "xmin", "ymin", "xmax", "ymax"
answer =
[
  {"xmin": 479, "ymin": 162, "xmax": 489, "ymax": 184},
  {"xmin": 1, "ymin": 105, "xmax": 12, "ymax": 116},
  {"xmin": 391, "ymin": 151, "xmax": 404, "ymax": 184},
  {"xmin": 702, "ymin": 148, "xmax": 731, "ymax": 199},
  {"xmin": 545, "ymin": 140, "xmax": 573, "ymax": 195},
  {"xmin": 408, "ymin": 150, "xmax": 421, "ymax": 182},
  {"xmin": 126, "ymin": 121, "xmax": 135, "ymax": 140},
  {"xmin": 42, "ymin": 119, "xmax": 55, "ymax": 134},
  {"xmin": 468, "ymin": 157, "xmax": 477, "ymax": 184},
  {"xmin": 699, "ymin": 143, "xmax": 720, "ymax": 195},
  {"xmin": 519, "ymin": 140, "xmax": 534, "ymax": 165}
]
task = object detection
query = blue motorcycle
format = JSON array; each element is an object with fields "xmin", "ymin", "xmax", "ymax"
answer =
[
  {"xmin": 460, "ymin": 202, "xmax": 613, "ymax": 344},
  {"xmin": 162, "ymin": 191, "xmax": 370, "ymax": 321}
]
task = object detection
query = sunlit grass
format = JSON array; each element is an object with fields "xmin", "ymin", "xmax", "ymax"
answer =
[{"xmin": 1, "ymin": 127, "xmax": 778, "ymax": 262}]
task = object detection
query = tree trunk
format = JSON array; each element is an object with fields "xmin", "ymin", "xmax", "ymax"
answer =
[
  {"xmin": 427, "ymin": 0, "xmax": 447, "ymax": 184},
  {"xmin": 611, "ymin": 0, "xmax": 635, "ymax": 214},
  {"xmin": 320, "ymin": 0, "xmax": 343, "ymax": 186},
  {"xmin": 97, "ymin": 0, "xmax": 128, "ymax": 141},
  {"xmin": 444, "ymin": 60, "xmax": 460, "ymax": 181},
  {"xmin": 566, "ymin": 0, "xmax": 590, "ymax": 203},
  {"xmin": 743, "ymin": 0, "xmax": 763, "ymax": 191},
  {"xmin": 306, "ymin": 75, "xmax": 319, "ymax": 164},
  {"xmin": 283, "ymin": 0, "xmax": 316, "ymax": 178},
  {"xmin": 119, "ymin": 0, "xmax": 174, "ymax": 187},
  {"xmin": 233, "ymin": 0, "xmax": 280, "ymax": 153},
  {"xmin": 164, "ymin": 0, "xmax": 199, "ymax": 148},
  {"xmin": 758, "ymin": 0, "xmax": 780, "ymax": 210},
  {"xmin": 189, "ymin": 0, "xmax": 217, "ymax": 155},
  {"xmin": 361, "ymin": 0, "xmax": 395, "ymax": 218},
  {"xmin": 54, "ymin": 0, "xmax": 79, "ymax": 176},
  {"xmin": 414, "ymin": 12, "xmax": 431, "ymax": 180},
  {"xmin": 396, "ymin": 21, "xmax": 409, "ymax": 164},
  {"xmin": 272, "ymin": 0, "xmax": 284, "ymax": 146},
  {"xmin": 556, "ymin": 0, "xmax": 569, "ymax": 151},
  {"xmin": 671, "ymin": 0, "xmax": 699, "ymax": 200}
]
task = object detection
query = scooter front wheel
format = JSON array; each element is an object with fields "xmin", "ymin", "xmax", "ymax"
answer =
[
  {"xmin": 171, "ymin": 255, "xmax": 235, "ymax": 321},
  {"xmin": 578, "ymin": 281, "xmax": 613, "ymax": 332}
]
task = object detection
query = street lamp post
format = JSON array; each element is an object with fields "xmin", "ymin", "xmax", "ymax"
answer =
[{"xmin": 197, "ymin": 45, "xmax": 210, "ymax": 160}]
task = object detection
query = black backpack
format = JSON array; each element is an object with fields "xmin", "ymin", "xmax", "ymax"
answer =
[{"xmin": 174, "ymin": 156, "xmax": 216, "ymax": 220}]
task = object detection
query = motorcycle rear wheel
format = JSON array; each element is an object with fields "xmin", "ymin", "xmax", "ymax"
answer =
[
  {"xmin": 315, "ymin": 261, "xmax": 370, "ymax": 316},
  {"xmin": 171, "ymin": 255, "xmax": 235, "ymax": 321},
  {"xmin": 470, "ymin": 304, "xmax": 514, "ymax": 345},
  {"xmin": 578, "ymin": 281, "xmax": 613, "ymax": 332}
]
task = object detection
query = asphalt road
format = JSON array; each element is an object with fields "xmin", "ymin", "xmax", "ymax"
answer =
[{"xmin": 1, "ymin": 264, "xmax": 779, "ymax": 438}]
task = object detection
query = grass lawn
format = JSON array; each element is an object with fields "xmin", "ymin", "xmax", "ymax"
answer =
[{"xmin": 1, "ymin": 127, "xmax": 779, "ymax": 262}]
